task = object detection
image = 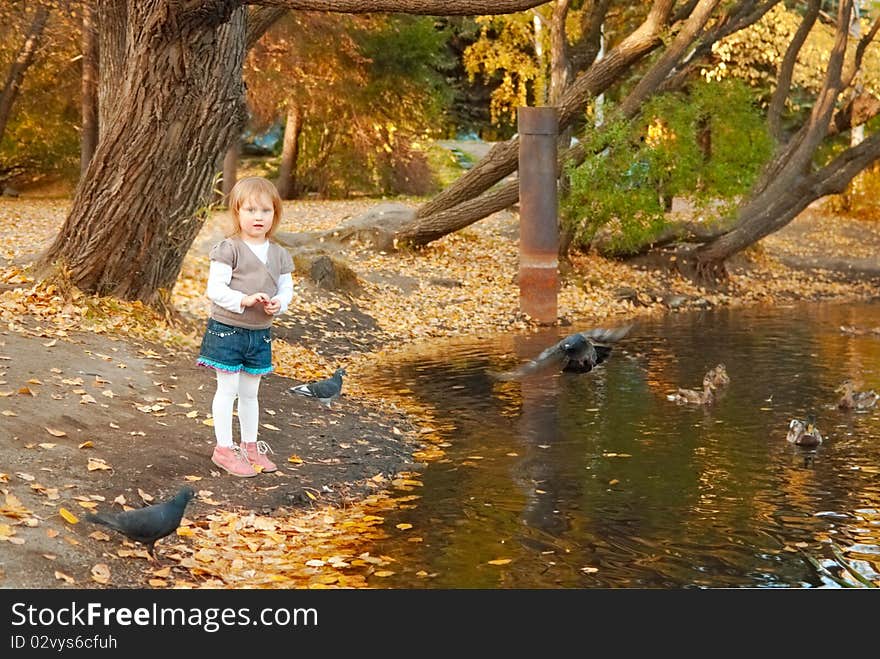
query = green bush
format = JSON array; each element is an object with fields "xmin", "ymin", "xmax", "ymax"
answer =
[{"xmin": 562, "ymin": 79, "xmax": 773, "ymax": 256}]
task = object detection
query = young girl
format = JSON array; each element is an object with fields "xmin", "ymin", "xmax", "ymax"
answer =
[{"xmin": 197, "ymin": 177, "xmax": 294, "ymax": 477}]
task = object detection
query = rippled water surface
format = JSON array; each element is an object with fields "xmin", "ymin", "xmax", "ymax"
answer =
[{"xmin": 359, "ymin": 301, "xmax": 880, "ymax": 588}]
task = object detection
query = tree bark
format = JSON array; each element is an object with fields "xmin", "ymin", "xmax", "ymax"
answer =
[
  {"xmin": 80, "ymin": 1, "xmax": 100, "ymax": 176},
  {"xmin": 276, "ymin": 102, "xmax": 303, "ymax": 199},
  {"xmin": 97, "ymin": 0, "xmax": 127, "ymax": 140},
  {"xmin": 221, "ymin": 142, "xmax": 239, "ymax": 202},
  {"xmin": 0, "ymin": 5, "xmax": 50, "ymax": 143},
  {"xmin": 40, "ymin": 3, "xmax": 249, "ymax": 301}
]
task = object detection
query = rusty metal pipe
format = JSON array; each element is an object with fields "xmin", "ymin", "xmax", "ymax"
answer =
[{"xmin": 517, "ymin": 106, "xmax": 559, "ymax": 325}]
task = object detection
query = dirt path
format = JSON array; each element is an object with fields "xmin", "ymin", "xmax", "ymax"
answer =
[{"xmin": 0, "ymin": 320, "xmax": 421, "ymax": 588}]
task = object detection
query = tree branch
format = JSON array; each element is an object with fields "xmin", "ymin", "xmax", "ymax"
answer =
[
  {"xmin": 247, "ymin": 0, "xmax": 549, "ymax": 15},
  {"xmin": 0, "ymin": 5, "xmax": 50, "ymax": 142},
  {"xmin": 768, "ymin": 0, "xmax": 820, "ymax": 142},
  {"xmin": 247, "ymin": 6, "xmax": 288, "ymax": 49},
  {"xmin": 619, "ymin": 0, "xmax": 722, "ymax": 118}
]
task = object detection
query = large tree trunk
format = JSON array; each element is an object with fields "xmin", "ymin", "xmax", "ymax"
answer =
[
  {"xmin": 0, "ymin": 5, "xmax": 50, "ymax": 143},
  {"xmin": 39, "ymin": 3, "xmax": 249, "ymax": 302},
  {"xmin": 80, "ymin": 1, "xmax": 99, "ymax": 176},
  {"xmin": 276, "ymin": 102, "xmax": 303, "ymax": 199}
]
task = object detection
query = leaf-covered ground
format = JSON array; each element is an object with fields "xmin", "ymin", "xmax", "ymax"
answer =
[{"xmin": 0, "ymin": 197, "xmax": 877, "ymax": 589}]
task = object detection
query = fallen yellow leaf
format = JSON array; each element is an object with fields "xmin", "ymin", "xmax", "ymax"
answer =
[
  {"xmin": 487, "ymin": 558, "xmax": 513, "ymax": 566},
  {"xmin": 59, "ymin": 508, "xmax": 79, "ymax": 524},
  {"xmin": 45, "ymin": 427, "xmax": 66, "ymax": 437},
  {"xmin": 54, "ymin": 571, "xmax": 75, "ymax": 584},
  {"xmin": 87, "ymin": 458, "xmax": 111, "ymax": 471},
  {"xmin": 91, "ymin": 563, "xmax": 111, "ymax": 584}
]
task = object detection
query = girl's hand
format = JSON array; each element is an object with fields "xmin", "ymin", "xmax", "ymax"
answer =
[
  {"xmin": 262, "ymin": 297, "xmax": 281, "ymax": 315},
  {"xmin": 242, "ymin": 293, "xmax": 269, "ymax": 308}
]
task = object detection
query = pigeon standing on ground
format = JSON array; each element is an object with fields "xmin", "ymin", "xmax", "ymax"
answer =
[
  {"xmin": 290, "ymin": 367, "xmax": 346, "ymax": 408},
  {"xmin": 495, "ymin": 324, "xmax": 633, "ymax": 380},
  {"xmin": 84, "ymin": 486, "xmax": 195, "ymax": 559}
]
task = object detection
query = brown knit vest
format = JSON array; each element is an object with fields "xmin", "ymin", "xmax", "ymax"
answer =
[{"xmin": 209, "ymin": 238, "xmax": 293, "ymax": 330}]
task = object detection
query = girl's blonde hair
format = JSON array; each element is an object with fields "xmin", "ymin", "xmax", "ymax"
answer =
[{"xmin": 227, "ymin": 176, "xmax": 283, "ymax": 239}]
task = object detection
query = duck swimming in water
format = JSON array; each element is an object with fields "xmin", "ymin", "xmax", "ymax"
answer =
[
  {"xmin": 704, "ymin": 364, "xmax": 730, "ymax": 388},
  {"xmin": 836, "ymin": 380, "xmax": 878, "ymax": 411},
  {"xmin": 786, "ymin": 416, "xmax": 822, "ymax": 446},
  {"xmin": 667, "ymin": 380, "xmax": 715, "ymax": 405}
]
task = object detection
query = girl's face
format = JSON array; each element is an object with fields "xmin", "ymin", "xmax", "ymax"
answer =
[{"xmin": 237, "ymin": 194, "xmax": 275, "ymax": 242}]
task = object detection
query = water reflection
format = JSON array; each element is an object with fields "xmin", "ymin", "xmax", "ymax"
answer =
[{"xmin": 361, "ymin": 301, "xmax": 880, "ymax": 588}]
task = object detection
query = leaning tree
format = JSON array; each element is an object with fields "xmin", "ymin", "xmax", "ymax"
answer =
[
  {"xmin": 37, "ymin": 0, "xmax": 549, "ymax": 303},
  {"xmin": 691, "ymin": 0, "xmax": 880, "ymax": 280}
]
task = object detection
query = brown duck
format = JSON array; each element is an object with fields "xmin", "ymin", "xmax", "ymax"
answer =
[
  {"xmin": 704, "ymin": 364, "xmax": 730, "ymax": 388},
  {"xmin": 836, "ymin": 380, "xmax": 878, "ymax": 411},
  {"xmin": 667, "ymin": 381, "xmax": 715, "ymax": 405}
]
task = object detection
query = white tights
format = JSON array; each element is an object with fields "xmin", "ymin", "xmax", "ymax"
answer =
[{"xmin": 212, "ymin": 370, "xmax": 262, "ymax": 447}]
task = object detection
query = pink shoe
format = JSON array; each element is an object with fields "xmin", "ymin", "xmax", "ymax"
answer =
[
  {"xmin": 212, "ymin": 445, "xmax": 257, "ymax": 477},
  {"xmin": 244, "ymin": 441, "xmax": 277, "ymax": 473}
]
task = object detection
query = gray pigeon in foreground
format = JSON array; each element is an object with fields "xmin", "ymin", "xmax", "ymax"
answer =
[
  {"xmin": 496, "ymin": 324, "xmax": 633, "ymax": 380},
  {"xmin": 84, "ymin": 486, "xmax": 195, "ymax": 559},
  {"xmin": 290, "ymin": 367, "xmax": 346, "ymax": 408}
]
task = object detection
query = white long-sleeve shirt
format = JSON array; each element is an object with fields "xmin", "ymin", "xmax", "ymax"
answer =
[{"xmin": 206, "ymin": 240, "xmax": 294, "ymax": 316}]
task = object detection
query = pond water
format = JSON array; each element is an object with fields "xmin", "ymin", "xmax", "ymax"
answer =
[{"xmin": 359, "ymin": 300, "xmax": 880, "ymax": 588}]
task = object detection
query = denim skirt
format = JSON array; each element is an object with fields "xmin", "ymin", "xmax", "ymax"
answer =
[{"xmin": 196, "ymin": 318, "xmax": 273, "ymax": 375}]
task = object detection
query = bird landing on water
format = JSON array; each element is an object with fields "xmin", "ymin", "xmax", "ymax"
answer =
[{"xmin": 494, "ymin": 324, "xmax": 633, "ymax": 381}]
